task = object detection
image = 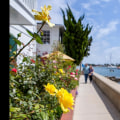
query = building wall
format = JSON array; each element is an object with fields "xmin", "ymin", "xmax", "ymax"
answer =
[
  {"xmin": 10, "ymin": 25, "xmax": 37, "ymax": 64},
  {"xmin": 37, "ymin": 24, "xmax": 60, "ymax": 56},
  {"xmin": 10, "ymin": 0, "xmax": 37, "ymax": 64}
]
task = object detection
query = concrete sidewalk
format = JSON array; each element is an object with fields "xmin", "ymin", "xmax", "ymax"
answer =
[{"xmin": 73, "ymin": 75, "xmax": 120, "ymax": 120}]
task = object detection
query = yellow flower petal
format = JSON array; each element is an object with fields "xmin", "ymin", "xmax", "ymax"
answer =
[
  {"xmin": 60, "ymin": 103, "xmax": 69, "ymax": 113},
  {"xmin": 44, "ymin": 83, "xmax": 58, "ymax": 96},
  {"xmin": 47, "ymin": 5, "xmax": 52, "ymax": 10},
  {"xmin": 46, "ymin": 21, "xmax": 55, "ymax": 27},
  {"xmin": 56, "ymin": 88, "xmax": 74, "ymax": 113},
  {"xmin": 32, "ymin": 5, "xmax": 55, "ymax": 27}
]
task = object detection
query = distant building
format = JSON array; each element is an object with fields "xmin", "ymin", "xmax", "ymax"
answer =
[
  {"xmin": 36, "ymin": 23, "xmax": 65, "ymax": 56},
  {"xmin": 10, "ymin": 0, "xmax": 37, "ymax": 64}
]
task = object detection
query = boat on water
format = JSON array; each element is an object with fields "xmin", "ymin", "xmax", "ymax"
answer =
[
  {"xmin": 107, "ymin": 65, "xmax": 117, "ymax": 69},
  {"xmin": 107, "ymin": 65, "xmax": 117, "ymax": 72}
]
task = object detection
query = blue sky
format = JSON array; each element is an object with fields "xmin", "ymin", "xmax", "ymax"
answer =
[{"xmin": 37, "ymin": 0, "xmax": 120, "ymax": 64}]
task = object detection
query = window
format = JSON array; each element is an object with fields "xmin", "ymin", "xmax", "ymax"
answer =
[{"xmin": 41, "ymin": 30, "xmax": 50, "ymax": 44}]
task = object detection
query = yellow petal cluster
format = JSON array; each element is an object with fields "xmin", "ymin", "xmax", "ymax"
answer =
[
  {"xmin": 59, "ymin": 69, "xmax": 64, "ymax": 74},
  {"xmin": 44, "ymin": 83, "xmax": 57, "ymax": 96},
  {"xmin": 44, "ymin": 83, "xmax": 74, "ymax": 113},
  {"xmin": 58, "ymin": 69, "xmax": 65, "ymax": 76},
  {"xmin": 56, "ymin": 88, "xmax": 74, "ymax": 113},
  {"xmin": 32, "ymin": 5, "xmax": 55, "ymax": 27}
]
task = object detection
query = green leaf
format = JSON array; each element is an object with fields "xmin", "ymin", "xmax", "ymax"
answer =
[
  {"xmin": 13, "ymin": 38, "xmax": 22, "ymax": 46},
  {"xmin": 40, "ymin": 112, "xmax": 49, "ymax": 120},
  {"xmin": 10, "ymin": 107, "xmax": 21, "ymax": 112},
  {"xmin": 34, "ymin": 104, "xmax": 40, "ymax": 110},
  {"xmin": 28, "ymin": 90, "xmax": 33, "ymax": 94},
  {"xmin": 13, "ymin": 113, "xmax": 27, "ymax": 119},
  {"xmin": 34, "ymin": 33, "xmax": 43, "ymax": 44},
  {"xmin": 17, "ymin": 33, "xmax": 21, "ymax": 38},
  {"xmin": 18, "ymin": 114, "xmax": 27, "ymax": 118},
  {"xmin": 26, "ymin": 29, "xmax": 34, "ymax": 37}
]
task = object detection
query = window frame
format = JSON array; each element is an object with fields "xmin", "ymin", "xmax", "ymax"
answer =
[{"xmin": 41, "ymin": 30, "xmax": 50, "ymax": 44}]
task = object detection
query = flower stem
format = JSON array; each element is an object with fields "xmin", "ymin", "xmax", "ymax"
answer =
[{"xmin": 9, "ymin": 21, "xmax": 46, "ymax": 62}]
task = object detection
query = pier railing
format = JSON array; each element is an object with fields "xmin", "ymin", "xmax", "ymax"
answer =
[{"xmin": 93, "ymin": 72, "xmax": 120, "ymax": 112}]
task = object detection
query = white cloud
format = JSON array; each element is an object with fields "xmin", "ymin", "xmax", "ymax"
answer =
[
  {"xmin": 81, "ymin": 3, "xmax": 91, "ymax": 10},
  {"xmin": 96, "ymin": 20, "xmax": 119, "ymax": 39},
  {"xmin": 81, "ymin": 0, "xmax": 100, "ymax": 10}
]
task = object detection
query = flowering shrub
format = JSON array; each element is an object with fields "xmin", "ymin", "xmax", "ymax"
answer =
[{"xmin": 9, "ymin": 54, "xmax": 80, "ymax": 119}]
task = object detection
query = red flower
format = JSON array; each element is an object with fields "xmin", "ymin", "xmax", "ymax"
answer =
[
  {"xmin": 76, "ymin": 72, "xmax": 78, "ymax": 75},
  {"xmin": 31, "ymin": 59, "xmax": 35, "ymax": 63},
  {"xmin": 11, "ymin": 68, "xmax": 17, "ymax": 73},
  {"xmin": 67, "ymin": 67, "xmax": 69, "ymax": 70},
  {"xmin": 70, "ymin": 72, "xmax": 75, "ymax": 75},
  {"xmin": 67, "ymin": 65, "xmax": 71, "ymax": 70},
  {"xmin": 76, "ymin": 69, "xmax": 79, "ymax": 72}
]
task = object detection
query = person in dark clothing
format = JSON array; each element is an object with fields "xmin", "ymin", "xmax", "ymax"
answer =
[{"xmin": 89, "ymin": 65, "xmax": 94, "ymax": 83}]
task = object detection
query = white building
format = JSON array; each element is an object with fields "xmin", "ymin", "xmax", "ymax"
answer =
[
  {"xmin": 10, "ymin": 0, "xmax": 37, "ymax": 64},
  {"xmin": 36, "ymin": 23, "xmax": 65, "ymax": 56},
  {"xmin": 10, "ymin": 0, "xmax": 65, "ymax": 64}
]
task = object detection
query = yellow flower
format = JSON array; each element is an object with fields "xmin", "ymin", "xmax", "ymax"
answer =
[
  {"xmin": 56, "ymin": 88, "xmax": 74, "ymax": 113},
  {"xmin": 32, "ymin": 5, "xmax": 55, "ymax": 27},
  {"xmin": 59, "ymin": 69, "xmax": 65, "ymax": 74},
  {"xmin": 59, "ymin": 69, "xmax": 66, "ymax": 76},
  {"xmin": 44, "ymin": 83, "xmax": 58, "ymax": 96}
]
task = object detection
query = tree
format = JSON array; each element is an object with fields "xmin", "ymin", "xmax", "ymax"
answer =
[{"xmin": 61, "ymin": 4, "xmax": 93, "ymax": 68}]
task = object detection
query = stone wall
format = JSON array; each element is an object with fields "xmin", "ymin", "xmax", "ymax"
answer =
[{"xmin": 93, "ymin": 72, "xmax": 120, "ymax": 112}]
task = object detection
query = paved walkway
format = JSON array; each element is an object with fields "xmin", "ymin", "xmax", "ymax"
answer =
[{"xmin": 73, "ymin": 75, "xmax": 120, "ymax": 120}]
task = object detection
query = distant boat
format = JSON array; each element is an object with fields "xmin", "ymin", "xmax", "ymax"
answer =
[
  {"xmin": 107, "ymin": 54, "xmax": 117, "ymax": 69},
  {"xmin": 107, "ymin": 65, "xmax": 117, "ymax": 69}
]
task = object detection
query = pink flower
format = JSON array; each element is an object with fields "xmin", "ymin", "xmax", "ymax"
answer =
[
  {"xmin": 31, "ymin": 59, "xmax": 35, "ymax": 63},
  {"xmin": 11, "ymin": 68, "xmax": 17, "ymax": 73},
  {"xmin": 76, "ymin": 72, "xmax": 78, "ymax": 75},
  {"xmin": 70, "ymin": 72, "xmax": 75, "ymax": 75},
  {"xmin": 53, "ymin": 66, "xmax": 57, "ymax": 68},
  {"xmin": 70, "ymin": 74, "xmax": 75, "ymax": 78},
  {"xmin": 69, "ymin": 66, "xmax": 71, "ymax": 68},
  {"xmin": 53, "ymin": 60, "xmax": 57, "ymax": 63},
  {"xmin": 74, "ymin": 77, "xmax": 78, "ymax": 80}
]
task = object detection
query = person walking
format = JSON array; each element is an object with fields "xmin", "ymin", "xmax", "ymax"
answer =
[
  {"xmin": 89, "ymin": 65, "xmax": 94, "ymax": 83},
  {"xmin": 82, "ymin": 63, "xmax": 89, "ymax": 83}
]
